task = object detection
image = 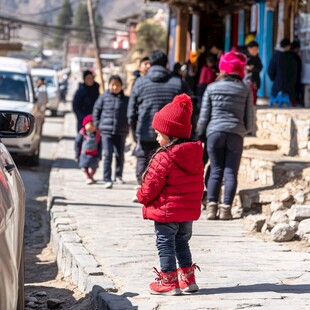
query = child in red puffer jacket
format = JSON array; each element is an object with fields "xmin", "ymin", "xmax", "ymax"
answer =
[{"xmin": 137, "ymin": 94, "xmax": 204, "ymax": 296}]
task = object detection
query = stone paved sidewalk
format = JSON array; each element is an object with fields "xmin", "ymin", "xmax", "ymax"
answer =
[{"xmin": 48, "ymin": 112, "xmax": 310, "ymax": 310}]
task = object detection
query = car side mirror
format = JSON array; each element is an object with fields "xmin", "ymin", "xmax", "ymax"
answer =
[{"xmin": 0, "ymin": 111, "xmax": 35, "ymax": 138}]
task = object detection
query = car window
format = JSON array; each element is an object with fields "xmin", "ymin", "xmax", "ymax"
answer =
[
  {"xmin": 32, "ymin": 75, "xmax": 56, "ymax": 87},
  {"xmin": 0, "ymin": 72, "xmax": 29, "ymax": 102}
]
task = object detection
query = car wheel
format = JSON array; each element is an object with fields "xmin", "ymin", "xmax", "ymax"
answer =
[
  {"xmin": 28, "ymin": 143, "xmax": 40, "ymax": 166},
  {"xmin": 16, "ymin": 247, "xmax": 25, "ymax": 310}
]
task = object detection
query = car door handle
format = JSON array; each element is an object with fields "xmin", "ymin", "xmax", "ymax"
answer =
[{"xmin": 5, "ymin": 164, "xmax": 15, "ymax": 173}]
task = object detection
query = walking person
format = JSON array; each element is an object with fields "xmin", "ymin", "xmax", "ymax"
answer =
[
  {"xmin": 245, "ymin": 41, "xmax": 263, "ymax": 105},
  {"xmin": 93, "ymin": 75, "xmax": 129, "ymax": 189},
  {"xmin": 196, "ymin": 51, "xmax": 254, "ymax": 221},
  {"xmin": 128, "ymin": 50, "xmax": 191, "ymax": 189},
  {"xmin": 268, "ymin": 38, "xmax": 298, "ymax": 105},
  {"xmin": 72, "ymin": 70, "xmax": 100, "ymax": 132},
  {"xmin": 137, "ymin": 94, "xmax": 204, "ymax": 295},
  {"xmin": 75, "ymin": 115, "xmax": 102, "ymax": 185}
]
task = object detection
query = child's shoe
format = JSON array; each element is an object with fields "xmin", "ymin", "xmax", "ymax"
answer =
[
  {"xmin": 115, "ymin": 176, "xmax": 125, "ymax": 184},
  {"xmin": 177, "ymin": 264, "xmax": 200, "ymax": 293},
  {"xmin": 206, "ymin": 202, "xmax": 218, "ymax": 220},
  {"xmin": 149, "ymin": 268, "xmax": 181, "ymax": 295},
  {"xmin": 103, "ymin": 182, "xmax": 113, "ymax": 189},
  {"xmin": 86, "ymin": 178, "xmax": 94, "ymax": 185}
]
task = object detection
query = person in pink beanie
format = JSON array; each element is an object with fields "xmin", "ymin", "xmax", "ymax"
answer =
[
  {"xmin": 137, "ymin": 93, "xmax": 204, "ymax": 295},
  {"xmin": 196, "ymin": 51, "xmax": 254, "ymax": 221}
]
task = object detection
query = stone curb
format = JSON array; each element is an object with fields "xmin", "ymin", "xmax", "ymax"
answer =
[{"xmin": 47, "ymin": 113, "xmax": 133, "ymax": 310}]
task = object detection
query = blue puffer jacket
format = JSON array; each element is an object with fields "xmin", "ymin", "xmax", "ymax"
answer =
[
  {"xmin": 127, "ymin": 65, "xmax": 191, "ymax": 142},
  {"xmin": 92, "ymin": 90, "xmax": 129, "ymax": 136},
  {"xmin": 196, "ymin": 76, "xmax": 254, "ymax": 138}
]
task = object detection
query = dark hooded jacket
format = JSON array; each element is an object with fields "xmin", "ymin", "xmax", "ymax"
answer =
[
  {"xmin": 72, "ymin": 82, "xmax": 100, "ymax": 131},
  {"xmin": 127, "ymin": 65, "xmax": 191, "ymax": 142}
]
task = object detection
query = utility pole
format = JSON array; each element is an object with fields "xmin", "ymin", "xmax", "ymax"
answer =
[{"xmin": 87, "ymin": 0, "xmax": 104, "ymax": 92}]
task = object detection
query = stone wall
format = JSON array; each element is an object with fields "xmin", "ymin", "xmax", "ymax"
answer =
[{"xmin": 256, "ymin": 108, "xmax": 310, "ymax": 157}]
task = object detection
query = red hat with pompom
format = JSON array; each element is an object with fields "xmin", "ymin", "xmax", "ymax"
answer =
[
  {"xmin": 82, "ymin": 114, "xmax": 93, "ymax": 127},
  {"xmin": 152, "ymin": 93, "xmax": 193, "ymax": 139}
]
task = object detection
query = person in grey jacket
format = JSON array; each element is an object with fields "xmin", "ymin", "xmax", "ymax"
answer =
[
  {"xmin": 196, "ymin": 51, "xmax": 254, "ymax": 221},
  {"xmin": 128, "ymin": 50, "xmax": 191, "ymax": 186}
]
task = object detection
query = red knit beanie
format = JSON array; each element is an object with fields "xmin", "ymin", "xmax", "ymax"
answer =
[
  {"xmin": 82, "ymin": 114, "xmax": 93, "ymax": 127},
  {"xmin": 219, "ymin": 51, "xmax": 246, "ymax": 78},
  {"xmin": 152, "ymin": 93, "xmax": 193, "ymax": 139}
]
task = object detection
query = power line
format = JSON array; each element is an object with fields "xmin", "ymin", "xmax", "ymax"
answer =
[{"xmin": 0, "ymin": 14, "xmax": 127, "ymax": 34}]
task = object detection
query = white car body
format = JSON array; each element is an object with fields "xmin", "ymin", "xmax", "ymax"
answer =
[
  {"xmin": 31, "ymin": 68, "xmax": 60, "ymax": 116},
  {"xmin": 0, "ymin": 111, "xmax": 35, "ymax": 310},
  {"xmin": 0, "ymin": 57, "xmax": 46, "ymax": 165}
]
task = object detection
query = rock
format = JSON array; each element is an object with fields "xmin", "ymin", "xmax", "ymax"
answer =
[
  {"xmin": 278, "ymin": 190, "xmax": 292, "ymax": 202},
  {"xmin": 287, "ymin": 205, "xmax": 310, "ymax": 221},
  {"xmin": 244, "ymin": 214, "xmax": 266, "ymax": 232},
  {"xmin": 271, "ymin": 223, "xmax": 295, "ymax": 242},
  {"xmin": 294, "ymin": 191, "xmax": 305, "ymax": 204},
  {"xmin": 270, "ymin": 201, "xmax": 286, "ymax": 212},
  {"xmin": 26, "ymin": 302, "xmax": 36, "ymax": 308},
  {"xmin": 26, "ymin": 297, "xmax": 38, "ymax": 303},
  {"xmin": 47, "ymin": 299, "xmax": 63, "ymax": 309},
  {"xmin": 36, "ymin": 291, "xmax": 47, "ymax": 297},
  {"xmin": 289, "ymin": 220, "xmax": 299, "ymax": 231},
  {"xmin": 269, "ymin": 210, "xmax": 289, "ymax": 227},
  {"xmin": 296, "ymin": 219, "xmax": 310, "ymax": 237},
  {"xmin": 232, "ymin": 205, "xmax": 242, "ymax": 219}
]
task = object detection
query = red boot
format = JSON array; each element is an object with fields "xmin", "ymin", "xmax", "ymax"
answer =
[
  {"xmin": 149, "ymin": 267, "xmax": 181, "ymax": 295},
  {"xmin": 177, "ymin": 264, "xmax": 200, "ymax": 293}
]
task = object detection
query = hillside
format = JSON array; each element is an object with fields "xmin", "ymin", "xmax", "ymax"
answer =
[{"xmin": 1, "ymin": 0, "xmax": 166, "ymax": 42}]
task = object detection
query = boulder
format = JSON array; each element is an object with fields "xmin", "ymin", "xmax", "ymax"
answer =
[{"xmin": 271, "ymin": 223, "xmax": 295, "ymax": 242}]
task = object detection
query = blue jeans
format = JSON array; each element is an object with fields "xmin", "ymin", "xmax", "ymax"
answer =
[
  {"xmin": 101, "ymin": 134, "xmax": 126, "ymax": 182},
  {"xmin": 207, "ymin": 132, "xmax": 243, "ymax": 205},
  {"xmin": 155, "ymin": 221, "xmax": 193, "ymax": 272}
]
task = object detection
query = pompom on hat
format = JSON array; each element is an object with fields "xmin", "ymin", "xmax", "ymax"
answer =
[
  {"xmin": 152, "ymin": 94, "xmax": 193, "ymax": 139},
  {"xmin": 219, "ymin": 51, "xmax": 247, "ymax": 78},
  {"xmin": 82, "ymin": 114, "xmax": 93, "ymax": 127}
]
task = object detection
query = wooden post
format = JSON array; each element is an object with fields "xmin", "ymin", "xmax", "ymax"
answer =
[
  {"xmin": 87, "ymin": 0, "xmax": 104, "ymax": 93},
  {"xmin": 174, "ymin": 6, "xmax": 188, "ymax": 63}
]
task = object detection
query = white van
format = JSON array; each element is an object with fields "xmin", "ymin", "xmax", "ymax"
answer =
[
  {"xmin": 31, "ymin": 68, "xmax": 60, "ymax": 116},
  {"xmin": 0, "ymin": 57, "xmax": 46, "ymax": 165}
]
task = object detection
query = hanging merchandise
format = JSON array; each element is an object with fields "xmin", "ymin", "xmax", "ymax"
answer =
[{"xmin": 299, "ymin": 13, "xmax": 310, "ymax": 84}]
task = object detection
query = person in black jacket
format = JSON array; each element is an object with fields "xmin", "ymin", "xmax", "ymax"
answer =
[
  {"xmin": 268, "ymin": 38, "xmax": 298, "ymax": 105},
  {"xmin": 128, "ymin": 50, "xmax": 192, "ymax": 188},
  {"xmin": 72, "ymin": 70, "xmax": 100, "ymax": 132},
  {"xmin": 93, "ymin": 75, "xmax": 129, "ymax": 189},
  {"xmin": 245, "ymin": 41, "xmax": 263, "ymax": 105}
]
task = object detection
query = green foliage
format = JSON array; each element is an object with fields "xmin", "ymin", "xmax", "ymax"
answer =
[
  {"xmin": 74, "ymin": 2, "xmax": 91, "ymax": 43},
  {"xmin": 133, "ymin": 19, "xmax": 167, "ymax": 55},
  {"xmin": 53, "ymin": 0, "xmax": 73, "ymax": 46}
]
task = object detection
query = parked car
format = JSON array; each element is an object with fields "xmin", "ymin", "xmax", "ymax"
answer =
[
  {"xmin": 0, "ymin": 111, "xmax": 34, "ymax": 310},
  {"xmin": 0, "ymin": 57, "xmax": 46, "ymax": 165},
  {"xmin": 31, "ymin": 68, "xmax": 60, "ymax": 116}
]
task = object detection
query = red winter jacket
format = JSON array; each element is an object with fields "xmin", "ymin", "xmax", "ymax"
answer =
[{"xmin": 137, "ymin": 141, "xmax": 204, "ymax": 223}]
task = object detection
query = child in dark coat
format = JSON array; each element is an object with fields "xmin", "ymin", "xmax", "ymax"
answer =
[
  {"xmin": 137, "ymin": 94, "xmax": 204, "ymax": 295},
  {"xmin": 245, "ymin": 41, "xmax": 263, "ymax": 105},
  {"xmin": 75, "ymin": 115, "xmax": 102, "ymax": 185},
  {"xmin": 93, "ymin": 75, "xmax": 129, "ymax": 189}
]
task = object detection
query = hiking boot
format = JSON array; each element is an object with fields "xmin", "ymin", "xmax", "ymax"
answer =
[
  {"xmin": 177, "ymin": 264, "xmax": 200, "ymax": 293},
  {"xmin": 218, "ymin": 204, "xmax": 232, "ymax": 220},
  {"xmin": 206, "ymin": 202, "xmax": 218, "ymax": 220},
  {"xmin": 149, "ymin": 268, "xmax": 181, "ymax": 295},
  {"xmin": 201, "ymin": 190, "xmax": 208, "ymax": 210},
  {"xmin": 103, "ymin": 182, "xmax": 113, "ymax": 189}
]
